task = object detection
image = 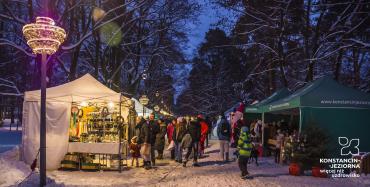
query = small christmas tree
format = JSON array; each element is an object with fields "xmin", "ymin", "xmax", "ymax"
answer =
[{"xmin": 291, "ymin": 125, "xmax": 329, "ymax": 171}]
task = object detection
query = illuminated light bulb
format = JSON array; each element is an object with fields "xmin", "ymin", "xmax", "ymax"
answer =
[
  {"xmin": 92, "ymin": 7, "xmax": 106, "ymax": 21},
  {"xmin": 80, "ymin": 101, "xmax": 88, "ymax": 107},
  {"xmin": 108, "ymin": 102, "xmax": 115, "ymax": 108}
]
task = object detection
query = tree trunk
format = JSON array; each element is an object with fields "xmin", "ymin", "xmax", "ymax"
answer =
[
  {"xmin": 334, "ymin": 49, "xmax": 343, "ymax": 81},
  {"xmin": 353, "ymin": 48, "xmax": 360, "ymax": 87}
]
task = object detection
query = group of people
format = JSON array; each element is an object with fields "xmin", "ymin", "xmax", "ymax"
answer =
[
  {"xmin": 128, "ymin": 112, "xmax": 256, "ymax": 179},
  {"xmin": 130, "ymin": 113, "xmax": 211, "ymax": 169}
]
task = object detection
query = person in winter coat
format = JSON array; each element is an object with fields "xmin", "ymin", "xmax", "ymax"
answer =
[
  {"xmin": 183, "ymin": 116, "xmax": 201, "ymax": 167},
  {"xmin": 238, "ymin": 126, "xmax": 252, "ymax": 178},
  {"xmin": 148, "ymin": 113, "xmax": 159, "ymax": 166},
  {"xmin": 155, "ymin": 118, "xmax": 167, "ymax": 160},
  {"xmin": 138, "ymin": 118, "xmax": 151, "ymax": 169},
  {"xmin": 205, "ymin": 116, "xmax": 212, "ymax": 147},
  {"xmin": 198, "ymin": 115, "xmax": 209, "ymax": 157},
  {"xmin": 217, "ymin": 115, "xmax": 231, "ymax": 162},
  {"xmin": 129, "ymin": 136, "xmax": 141, "ymax": 167},
  {"xmin": 167, "ymin": 119, "xmax": 176, "ymax": 160},
  {"xmin": 173, "ymin": 117, "xmax": 186, "ymax": 163},
  {"xmin": 135, "ymin": 116, "xmax": 146, "ymax": 138}
]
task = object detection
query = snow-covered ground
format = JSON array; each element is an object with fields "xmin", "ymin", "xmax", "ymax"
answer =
[
  {"xmin": 1, "ymin": 139, "xmax": 370, "ymax": 187},
  {"xmin": 0, "ymin": 119, "xmax": 22, "ymax": 153}
]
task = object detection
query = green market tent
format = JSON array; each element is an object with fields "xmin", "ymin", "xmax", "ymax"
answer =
[
  {"xmin": 265, "ymin": 76, "xmax": 370, "ymax": 155},
  {"xmin": 243, "ymin": 88, "xmax": 291, "ymax": 126},
  {"xmin": 245, "ymin": 88, "xmax": 291, "ymax": 113}
]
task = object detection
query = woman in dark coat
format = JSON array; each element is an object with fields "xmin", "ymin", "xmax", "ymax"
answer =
[
  {"xmin": 183, "ymin": 117, "xmax": 201, "ymax": 167},
  {"xmin": 173, "ymin": 117, "xmax": 186, "ymax": 163},
  {"xmin": 155, "ymin": 118, "xmax": 167, "ymax": 159}
]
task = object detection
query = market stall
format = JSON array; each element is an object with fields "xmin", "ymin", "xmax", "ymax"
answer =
[
  {"xmin": 244, "ymin": 88, "xmax": 291, "ymax": 124},
  {"xmin": 264, "ymin": 76, "xmax": 370, "ymax": 156},
  {"xmin": 22, "ymin": 74, "xmax": 131, "ymax": 170}
]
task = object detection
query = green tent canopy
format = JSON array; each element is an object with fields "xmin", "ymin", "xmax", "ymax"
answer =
[
  {"xmin": 264, "ymin": 76, "xmax": 370, "ymax": 155},
  {"xmin": 266, "ymin": 77, "xmax": 370, "ymax": 112},
  {"xmin": 245, "ymin": 88, "xmax": 291, "ymax": 113}
]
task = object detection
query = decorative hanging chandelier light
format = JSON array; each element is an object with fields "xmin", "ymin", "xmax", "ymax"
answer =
[{"xmin": 22, "ymin": 17, "xmax": 66, "ymax": 55}]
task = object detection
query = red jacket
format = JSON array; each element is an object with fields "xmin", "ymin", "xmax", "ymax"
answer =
[
  {"xmin": 167, "ymin": 123, "xmax": 175, "ymax": 143},
  {"xmin": 200, "ymin": 121, "xmax": 209, "ymax": 142}
]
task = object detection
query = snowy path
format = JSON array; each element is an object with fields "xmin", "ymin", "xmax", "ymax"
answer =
[{"xmin": 1, "ymin": 140, "xmax": 370, "ymax": 187}]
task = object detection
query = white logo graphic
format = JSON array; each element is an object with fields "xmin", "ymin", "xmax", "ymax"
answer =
[{"xmin": 338, "ymin": 137, "xmax": 360, "ymax": 156}]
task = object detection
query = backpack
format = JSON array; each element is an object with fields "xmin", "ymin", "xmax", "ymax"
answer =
[{"xmin": 220, "ymin": 120, "xmax": 230, "ymax": 137}]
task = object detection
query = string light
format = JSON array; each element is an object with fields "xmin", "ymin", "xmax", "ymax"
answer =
[
  {"xmin": 22, "ymin": 17, "xmax": 66, "ymax": 55},
  {"xmin": 108, "ymin": 102, "xmax": 115, "ymax": 109}
]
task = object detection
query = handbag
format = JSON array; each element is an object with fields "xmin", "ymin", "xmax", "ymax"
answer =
[
  {"xmin": 181, "ymin": 134, "xmax": 192, "ymax": 149},
  {"xmin": 167, "ymin": 140, "xmax": 175, "ymax": 151}
]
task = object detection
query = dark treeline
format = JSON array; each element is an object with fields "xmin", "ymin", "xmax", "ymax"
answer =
[
  {"xmin": 0, "ymin": 0, "xmax": 201, "ymax": 111},
  {"xmin": 176, "ymin": 0, "xmax": 369, "ymax": 116}
]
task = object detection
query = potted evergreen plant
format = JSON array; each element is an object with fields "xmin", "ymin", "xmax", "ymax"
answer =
[{"xmin": 290, "ymin": 125, "xmax": 328, "ymax": 177}]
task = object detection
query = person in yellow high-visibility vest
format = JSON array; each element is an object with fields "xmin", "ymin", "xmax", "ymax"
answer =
[{"xmin": 237, "ymin": 126, "xmax": 253, "ymax": 178}]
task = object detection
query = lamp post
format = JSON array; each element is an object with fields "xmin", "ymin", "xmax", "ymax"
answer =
[
  {"xmin": 22, "ymin": 17, "xmax": 66, "ymax": 186},
  {"xmin": 139, "ymin": 95, "xmax": 149, "ymax": 117}
]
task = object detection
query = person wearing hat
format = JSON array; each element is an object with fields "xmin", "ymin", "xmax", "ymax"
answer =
[
  {"xmin": 237, "ymin": 126, "xmax": 253, "ymax": 178},
  {"xmin": 129, "ymin": 136, "xmax": 141, "ymax": 167},
  {"xmin": 155, "ymin": 117, "xmax": 167, "ymax": 159}
]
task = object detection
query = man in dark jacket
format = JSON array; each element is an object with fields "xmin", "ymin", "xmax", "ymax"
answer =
[
  {"xmin": 138, "ymin": 117, "xmax": 151, "ymax": 169},
  {"xmin": 148, "ymin": 113, "xmax": 159, "ymax": 166},
  {"xmin": 183, "ymin": 116, "xmax": 201, "ymax": 167},
  {"xmin": 155, "ymin": 118, "xmax": 167, "ymax": 159}
]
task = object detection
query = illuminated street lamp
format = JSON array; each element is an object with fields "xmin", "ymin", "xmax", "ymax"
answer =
[
  {"xmin": 139, "ymin": 95, "xmax": 149, "ymax": 116},
  {"xmin": 22, "ymin": 16, "xmax": 66, "ymax": 186}
]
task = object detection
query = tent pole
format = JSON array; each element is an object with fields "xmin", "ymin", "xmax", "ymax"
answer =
[
  {"xmin": 299, "ymin": 108, "xmax": 302, "ymax": 135},
  {"xmin": 118, "ymin": 95, "xmax": 122, "ymax": 173},
  {"xmin": 261, "ymin": 112, "xmax": 265, "ymax": 146}
]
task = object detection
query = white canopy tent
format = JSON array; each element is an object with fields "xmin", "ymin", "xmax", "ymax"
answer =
[
  {"xmin": 131, "ymin": 98, "xmax": 152, "ymax": 117},
  {"xmin": 22, "ymin": 74, "xmax": 130, "ymax": 170}
]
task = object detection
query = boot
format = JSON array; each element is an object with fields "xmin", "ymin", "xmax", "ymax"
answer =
[
  {"xmin": 144, "ymin": 161, "xmax": 150, "ymax": 170},
  {"xmin": 225, "ymin": 152, "xmax": 229, "ymax": 162},
  {"xmin": 157, "ymin": 153, "xmax": 163, "ymax": 160},
  {"xmin": 151, "ymin": 160, "xmax": 155, "ymax": 167},
  {"xmin": 183, "ymin": 161, "xmax": 187, "ymax": 167}
]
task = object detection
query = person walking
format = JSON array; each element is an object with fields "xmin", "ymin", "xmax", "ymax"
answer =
[
  {"xmin": 205, "ymin": 116, "xmax": 212, "ymax": 147},
  {"xmin": 217, "ymin": 115, "xmax": 231, "ymax": 162},
  {"xmin": 167, "ymin": 118, "xmax": 176, "ymax": 160},
  {"xmin": 138, "ymin": 117, "xmax": 152, "ymax": 169},
  {"xmin": 183, "ymin": 116, "xmax": 201, "ymax": 167},
  {"xmin": 198, "ymin": 115, "xmax": 209, "ymax": 157},
  {"xmin": 155, "ymin": 118, "xmax": 167, "ymax": 160},
  {"xmin": 237, "ymin": 126, "xmax": 253, "ymax": 178},
  {"xmin": 173, "ymin": 117, "xmax": 186, "ymax": 163},
  {"xmin": 148, "ymin": 113, "xmax": 159, "ymax": 166}
]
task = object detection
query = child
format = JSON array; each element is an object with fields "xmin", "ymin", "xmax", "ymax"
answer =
[
  {"xmin": 129, "ymin": 136, "xmax": 141, "ymax": 167},
  {"xmin": 237, "ymin": 126, "xmax": 253, "ymax": 179}
]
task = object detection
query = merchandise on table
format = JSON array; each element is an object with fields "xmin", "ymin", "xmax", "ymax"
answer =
[{"xmin": 61, "ymin": 101, "xmax": 128, "ymax": 171}]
